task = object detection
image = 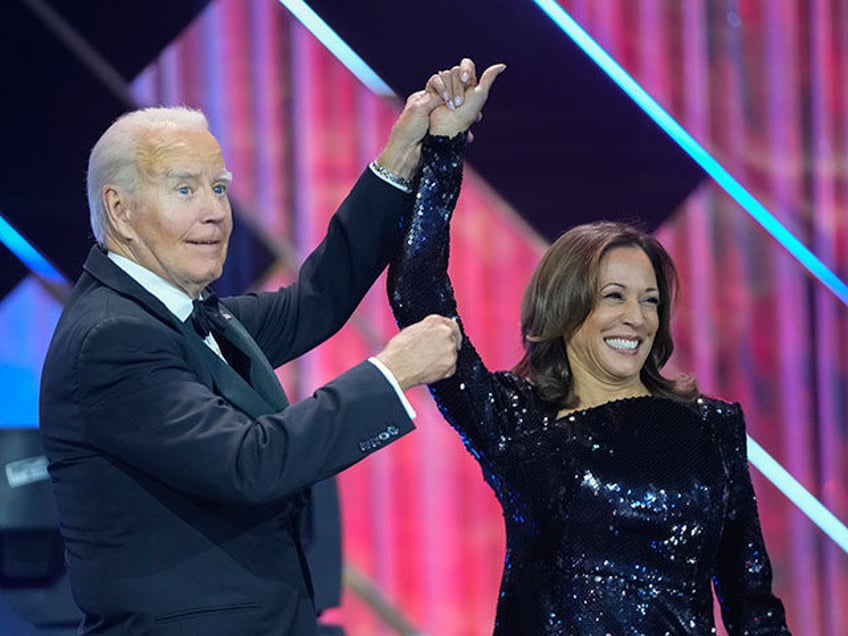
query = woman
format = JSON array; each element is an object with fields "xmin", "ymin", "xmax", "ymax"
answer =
[{"xmin": 388, "ymin": 123, "xmax": 791, "ymax": 632}]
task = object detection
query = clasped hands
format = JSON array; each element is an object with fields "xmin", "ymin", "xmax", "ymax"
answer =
[
  {"xmin": 376, "ymin": 57, "xmax": 505, "ymax": 183},
  {"xmin": 375, "ymin": 58, "xmax": 504, "ymax": 391},
  {"xmin": 425, "ymin": 58, "xmax": 506, "ymax": 139}
]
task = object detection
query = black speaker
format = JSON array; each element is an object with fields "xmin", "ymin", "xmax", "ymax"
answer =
[
  {"xmin": 0, "ymin": 429, "xmax": 63, "ymax": 587},
  {"xmin": 0, "ymin": 429, "xmax": 81, "ymax": 633}
]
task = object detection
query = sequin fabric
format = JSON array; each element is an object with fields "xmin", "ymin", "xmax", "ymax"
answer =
[{"xmin": 387, "ymin": 134, "xmax": 791, "ymax": 635}]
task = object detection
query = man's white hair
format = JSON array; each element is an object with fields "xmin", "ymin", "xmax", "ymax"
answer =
[{"xmin": 86, "ymin": 106, "xmax": 209, "ymax": 246}]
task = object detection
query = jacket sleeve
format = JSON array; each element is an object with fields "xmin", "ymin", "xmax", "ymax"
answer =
[
  {"xmin": 76, "ymin": 315, "xmax": 414, "ymax": 504},
  {"xmin": 387, "ymin": 133, "xmax": 520, "ymax": 462},
  {"xmin": 223, "ymin": 168, "xmax": 412, "ymax": 369},
  {"xmin": 712, "ymin": 402, "xmax": 792, "ymax": 635}
]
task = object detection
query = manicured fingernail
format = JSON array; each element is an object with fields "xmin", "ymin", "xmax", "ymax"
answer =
[
  {"xmin": 461, "ymin": 71, "xmax": 469, "ymax": 83},
  {"xmin": 442, "ymin": 92, "xmax": 450, "ymax": 102},
  {"xmin": 447, "ymin": 101, "xmax": 455, "ymax": 110},
  {"xmin": 454, "ymin": 96, "xmax": 463, "ymax": 107}
]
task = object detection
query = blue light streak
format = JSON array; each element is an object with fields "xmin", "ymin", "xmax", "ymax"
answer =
[
  {"xmin": 532, "ymin": 0, "xmax": 848, "ymax": 307},
  {"xmin": 748, "ymin": 437, "xmax": 848, "ymax": 553},
  {"xmin": 0, "ymin": 213, "xmax": 66, "ymax": 284},
  {"xmin": 532, "ymin": 0, "xmax": 848, "ymax": 553},
  {"xmin": 278, "ymin": 0, "xmax": 394, "ymax": 96}
]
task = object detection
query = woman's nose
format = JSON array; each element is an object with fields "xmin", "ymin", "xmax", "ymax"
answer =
[{"xmin": 621, "ymin": 299, "xmax": 644, "ymax": 325}]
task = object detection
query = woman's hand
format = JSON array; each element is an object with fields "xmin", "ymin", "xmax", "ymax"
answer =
[{"xmin": 426, "ymin": 59, "xmax": 506, "ymax": 138}]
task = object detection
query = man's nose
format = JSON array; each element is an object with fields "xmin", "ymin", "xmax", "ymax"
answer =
[{"xmin": 200, "ymin": 188, "xmax": 229, "ymax": 221}]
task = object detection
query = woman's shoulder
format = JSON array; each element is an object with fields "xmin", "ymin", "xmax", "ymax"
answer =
[
  {"xmin": 493, "ymin": 369, "xmax": 531, "ymax": 388},
  {"xmin": 489, "ymin": 370, "xmax": 563, "ymax": 421},
  {"xmin": 491, "ymin": 370, "xmax": 542, "ymax": 405},
  {"xmin": 694, "ymin": 394, "xmax": 743, "ymax": 421},
  {"xmin": 692, "ymin": 395, "xmax": 749, "ymax": 457}
]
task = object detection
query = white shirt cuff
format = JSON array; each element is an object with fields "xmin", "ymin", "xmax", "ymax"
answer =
[{"xmin": 367, "ymin": 357, "xmax": 417, "ymax": 420}]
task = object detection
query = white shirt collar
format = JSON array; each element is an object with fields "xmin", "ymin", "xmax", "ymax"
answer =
[{"xmin": 107, "ymin": 252, "xmax": 197, "ymax": 322}]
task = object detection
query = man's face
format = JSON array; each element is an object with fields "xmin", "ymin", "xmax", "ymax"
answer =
[{"xmin": 121, "ymin": 127, "xmax": 233, "ymax": 298}]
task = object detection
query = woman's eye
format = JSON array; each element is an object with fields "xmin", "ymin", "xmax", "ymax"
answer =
[
  {"xmin": 643, "ymin": 296, "xmax": 660, "ymax": 305},
  {"xmin": 603, "ymin": 292, "xmax": 623, "ymax": 300}
]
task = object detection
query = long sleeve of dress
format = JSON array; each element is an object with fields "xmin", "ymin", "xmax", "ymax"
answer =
[
  {"xmin": 712, "ymin": 402, "xmax": 791, "ymax": 634},
  {"xmin": 387, "ymin": 134, "xmax": 532, "ymax": 470}
]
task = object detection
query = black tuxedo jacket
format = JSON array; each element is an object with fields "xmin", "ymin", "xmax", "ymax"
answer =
[{"xmin": 39, "ymin": 170, "xmax": 415, "ymax": 635}]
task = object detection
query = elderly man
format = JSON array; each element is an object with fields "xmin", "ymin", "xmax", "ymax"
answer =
[{"xmin": 38, "ymin": 60, "xmax": 492, "ymax": 635}]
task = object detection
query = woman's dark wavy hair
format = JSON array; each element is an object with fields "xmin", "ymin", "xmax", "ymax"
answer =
[{"xmin": 512, "ymin": 221, "xmax": 698, "ymax": 408}]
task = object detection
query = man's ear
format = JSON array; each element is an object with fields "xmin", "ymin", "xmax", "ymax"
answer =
[{"xmin": 103, "ymin": 185, "xmax": 136, "ymax": 242}]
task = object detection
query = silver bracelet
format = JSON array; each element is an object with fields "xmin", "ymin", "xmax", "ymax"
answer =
[{"xmin": 369, "ymin": 160, "xmax": 413, "ymax": 193}]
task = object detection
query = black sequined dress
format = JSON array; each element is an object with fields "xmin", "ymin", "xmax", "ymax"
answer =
[{"xmin": 387, "ymin": 134, "xmax": 791, "ymax": 635}]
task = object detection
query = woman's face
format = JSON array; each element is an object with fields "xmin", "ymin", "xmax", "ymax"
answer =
[{"xmin": 566, "ymin": 245, "xmax": 659, "ymax": 398}]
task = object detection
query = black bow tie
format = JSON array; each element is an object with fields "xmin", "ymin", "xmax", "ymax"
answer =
[{"xmin": 190, "ymin": 293, "xmax": 228, "ymax": 337}]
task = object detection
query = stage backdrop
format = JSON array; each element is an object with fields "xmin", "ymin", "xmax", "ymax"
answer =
[{"xmin": 3, "ymin": 0, "xmax": 845, "ymax": 634}]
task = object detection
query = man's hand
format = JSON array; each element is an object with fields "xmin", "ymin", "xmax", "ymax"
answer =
[
  {"xmin": 375, "ymin": 315, "xmax": 462, "ymax": 391},
  {"xmin": 375, "ymin": 88, "xmax": 443, "ymax": 182}
]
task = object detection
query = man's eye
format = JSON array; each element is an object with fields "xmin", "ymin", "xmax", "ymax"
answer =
[
  {"xmin": 177, "ymin": 186, "xmax": 191, "ymax": 195},
  {"xmin": 213, "ymin": 183, "xmax": 227, "ymax": 195}
]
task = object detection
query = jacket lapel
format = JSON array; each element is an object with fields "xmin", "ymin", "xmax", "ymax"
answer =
[
  {"xmin": 82, "ymin": 246, "xmax": 289, "ymax": 417},
  {"xmin": 210, "ymin": 301, "xmax": 290, "ymax": 411},
  {"xmin": 172, "ymin": 317, "xmax": 285, "ymax": 418}
]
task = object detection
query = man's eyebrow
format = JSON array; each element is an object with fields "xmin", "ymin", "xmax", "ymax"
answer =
[
  {"xmin": 163, "ymin": 169, "xmax": 232, "ymax": 182},
  {"xmin": 165, "ymin": 169, "xmax": 199, "ymax": 181}
]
